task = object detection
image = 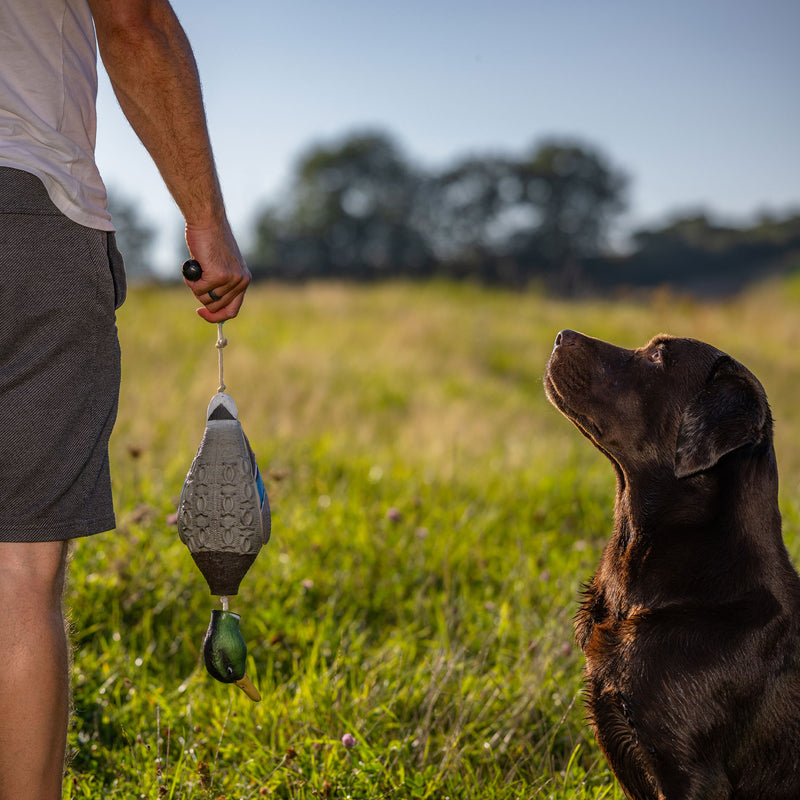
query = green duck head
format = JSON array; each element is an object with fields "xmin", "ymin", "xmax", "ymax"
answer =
[{"xmin": 202, "ymin": 609, "xmax": 261, "ymax": 702}]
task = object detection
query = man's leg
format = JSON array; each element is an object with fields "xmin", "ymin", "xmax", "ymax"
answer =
[{"xmin": 0, "ymin": 541, "xmax": 70, "ymax": 800}]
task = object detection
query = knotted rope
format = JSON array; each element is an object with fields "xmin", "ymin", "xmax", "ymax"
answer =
[{"xmin": 216, "ymin": 322, "xmax": 228, "ymax": 392}]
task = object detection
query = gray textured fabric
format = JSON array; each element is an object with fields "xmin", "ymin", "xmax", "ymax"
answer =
[{"xmin": 0, "ymin": 167, "xmax": 126, "ymax": 541}]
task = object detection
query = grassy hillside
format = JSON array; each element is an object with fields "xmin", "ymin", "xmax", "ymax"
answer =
[{"xmin": 64, "ymin": 278, "xmax": 800, "ymax": 798}]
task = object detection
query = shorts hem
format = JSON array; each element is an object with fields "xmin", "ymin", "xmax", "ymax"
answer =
[{"xmin": 0, "ymin": 516, "xmax": 116, "ymax": 543}]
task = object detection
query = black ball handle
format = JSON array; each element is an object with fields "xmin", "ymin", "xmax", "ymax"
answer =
[{"xmin": 182, "ymin": 259, "xmax": 203, "ymax": 281}]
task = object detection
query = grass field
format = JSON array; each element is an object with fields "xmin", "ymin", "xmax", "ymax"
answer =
[{"xmin": 63, "ymin": 277, "xmax": 800, "ymax": 799}]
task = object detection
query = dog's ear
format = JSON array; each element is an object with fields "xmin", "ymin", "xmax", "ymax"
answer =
[{"xmin": 674, "ymin": 357, "xmax": 770, "ymax": 479}]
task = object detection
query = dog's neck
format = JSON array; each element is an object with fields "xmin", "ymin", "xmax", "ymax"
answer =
[{"xmin": 604, "ymin": 448, "xmax": 787, "ymax": 611}]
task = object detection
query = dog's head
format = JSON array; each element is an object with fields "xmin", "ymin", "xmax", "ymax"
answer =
[{"xmin": 544, "ymin": 330, "xmax": 772, "ymax": 479}]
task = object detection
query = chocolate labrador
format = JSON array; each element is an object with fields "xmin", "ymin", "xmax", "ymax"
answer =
[{"xmin": 544, "ymin": 330, "xmax": 800, "ymax": 800}]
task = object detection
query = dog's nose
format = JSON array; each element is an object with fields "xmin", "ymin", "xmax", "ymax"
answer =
[{"xmin": 554, "ymin": 329, "xmax": 579, "ymax": 348}]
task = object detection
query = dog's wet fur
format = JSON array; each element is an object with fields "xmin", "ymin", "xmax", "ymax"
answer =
[{"xmin": 544, "ymin": 330, "xmax": 800, "ymax": 800}]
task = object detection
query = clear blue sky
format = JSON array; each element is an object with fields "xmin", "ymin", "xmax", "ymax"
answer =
[{"xmin": 93, "ymin": 0, "xmax": 800, "ymax": 272}]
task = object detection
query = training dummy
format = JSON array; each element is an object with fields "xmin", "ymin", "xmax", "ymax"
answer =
[{"xmin": 176, "ymin": 260, "xmax": 270, "ymax": 702}]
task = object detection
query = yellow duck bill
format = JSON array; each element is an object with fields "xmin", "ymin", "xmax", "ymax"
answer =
[{"xmin": 235, "ymin": 674, "xmax": 262, "ymax": 702}]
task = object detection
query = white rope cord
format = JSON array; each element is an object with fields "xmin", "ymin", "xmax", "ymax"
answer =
[
  {"xmin": 215, "ymin": 322, "xmax": 228, "ymax": 392},
  {"xmin": 213, "ymin": 326, "xmax": 229, "ymax": 613}
]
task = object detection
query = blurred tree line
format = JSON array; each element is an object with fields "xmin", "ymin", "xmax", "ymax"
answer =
[
  {"xmin": 596, "ymin": 211, "xmax": 800, "ymax": 294},
  {"xmin": 115, "ymin": 129, "xmax": 800, "ymax": 295},
  {"xmin": 249, "ymin": 130, "xmax": 627, "ymax": 292}
]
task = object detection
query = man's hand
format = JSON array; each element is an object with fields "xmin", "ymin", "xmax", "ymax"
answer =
[{"xmin": 185, "ymin": 219, "xmax": 251, "ymax": 322}]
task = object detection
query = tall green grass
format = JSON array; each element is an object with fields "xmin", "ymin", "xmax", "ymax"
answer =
[{"xmin": 64, "ymin": 278, "xmax": 800, "ymax": 798}]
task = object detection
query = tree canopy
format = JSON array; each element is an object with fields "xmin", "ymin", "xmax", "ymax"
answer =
[
  {"xmin": 248, "ymin": 130, "xmax": 629, "ymax": 289},
  {"xmin": 254, "ymin": 132, "xmax": 431, "ymax": 280}
]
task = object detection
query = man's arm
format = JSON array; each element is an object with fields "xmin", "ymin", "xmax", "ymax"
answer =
[{"xmin": 88, "ymin": 0, "xmax": 250, "ymax": 321}]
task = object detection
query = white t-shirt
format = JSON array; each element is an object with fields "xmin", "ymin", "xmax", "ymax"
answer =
[{"xmin": 0, "ymin": 0, "xmax": 113, "ymax": 231}]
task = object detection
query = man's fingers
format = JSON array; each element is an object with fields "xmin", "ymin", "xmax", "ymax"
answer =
[
  {"xmin": 201, "ymin": 277, "xmax": 248, "ymax": 307},
  {"xmin": 194, "ymin": 280, "xmax": 247, "ymax": 322},
  {"xmin": 196, "ymin": 294, "xmax": 245, "ymax": 322}
]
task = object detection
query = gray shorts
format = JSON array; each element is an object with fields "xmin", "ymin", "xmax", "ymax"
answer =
[{"xmin": 0, "ymin": 167, "xmax": 126, "ymax": 541}]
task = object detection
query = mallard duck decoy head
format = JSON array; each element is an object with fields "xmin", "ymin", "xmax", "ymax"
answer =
[{"xmin": 202, "ymin": 609, "xmax": 261, "ymax": 702}]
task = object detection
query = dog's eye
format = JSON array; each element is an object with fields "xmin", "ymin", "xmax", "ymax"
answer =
[{"xmin": 649, "ymin": 346, "xmax": 664, "ymax": 365}]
